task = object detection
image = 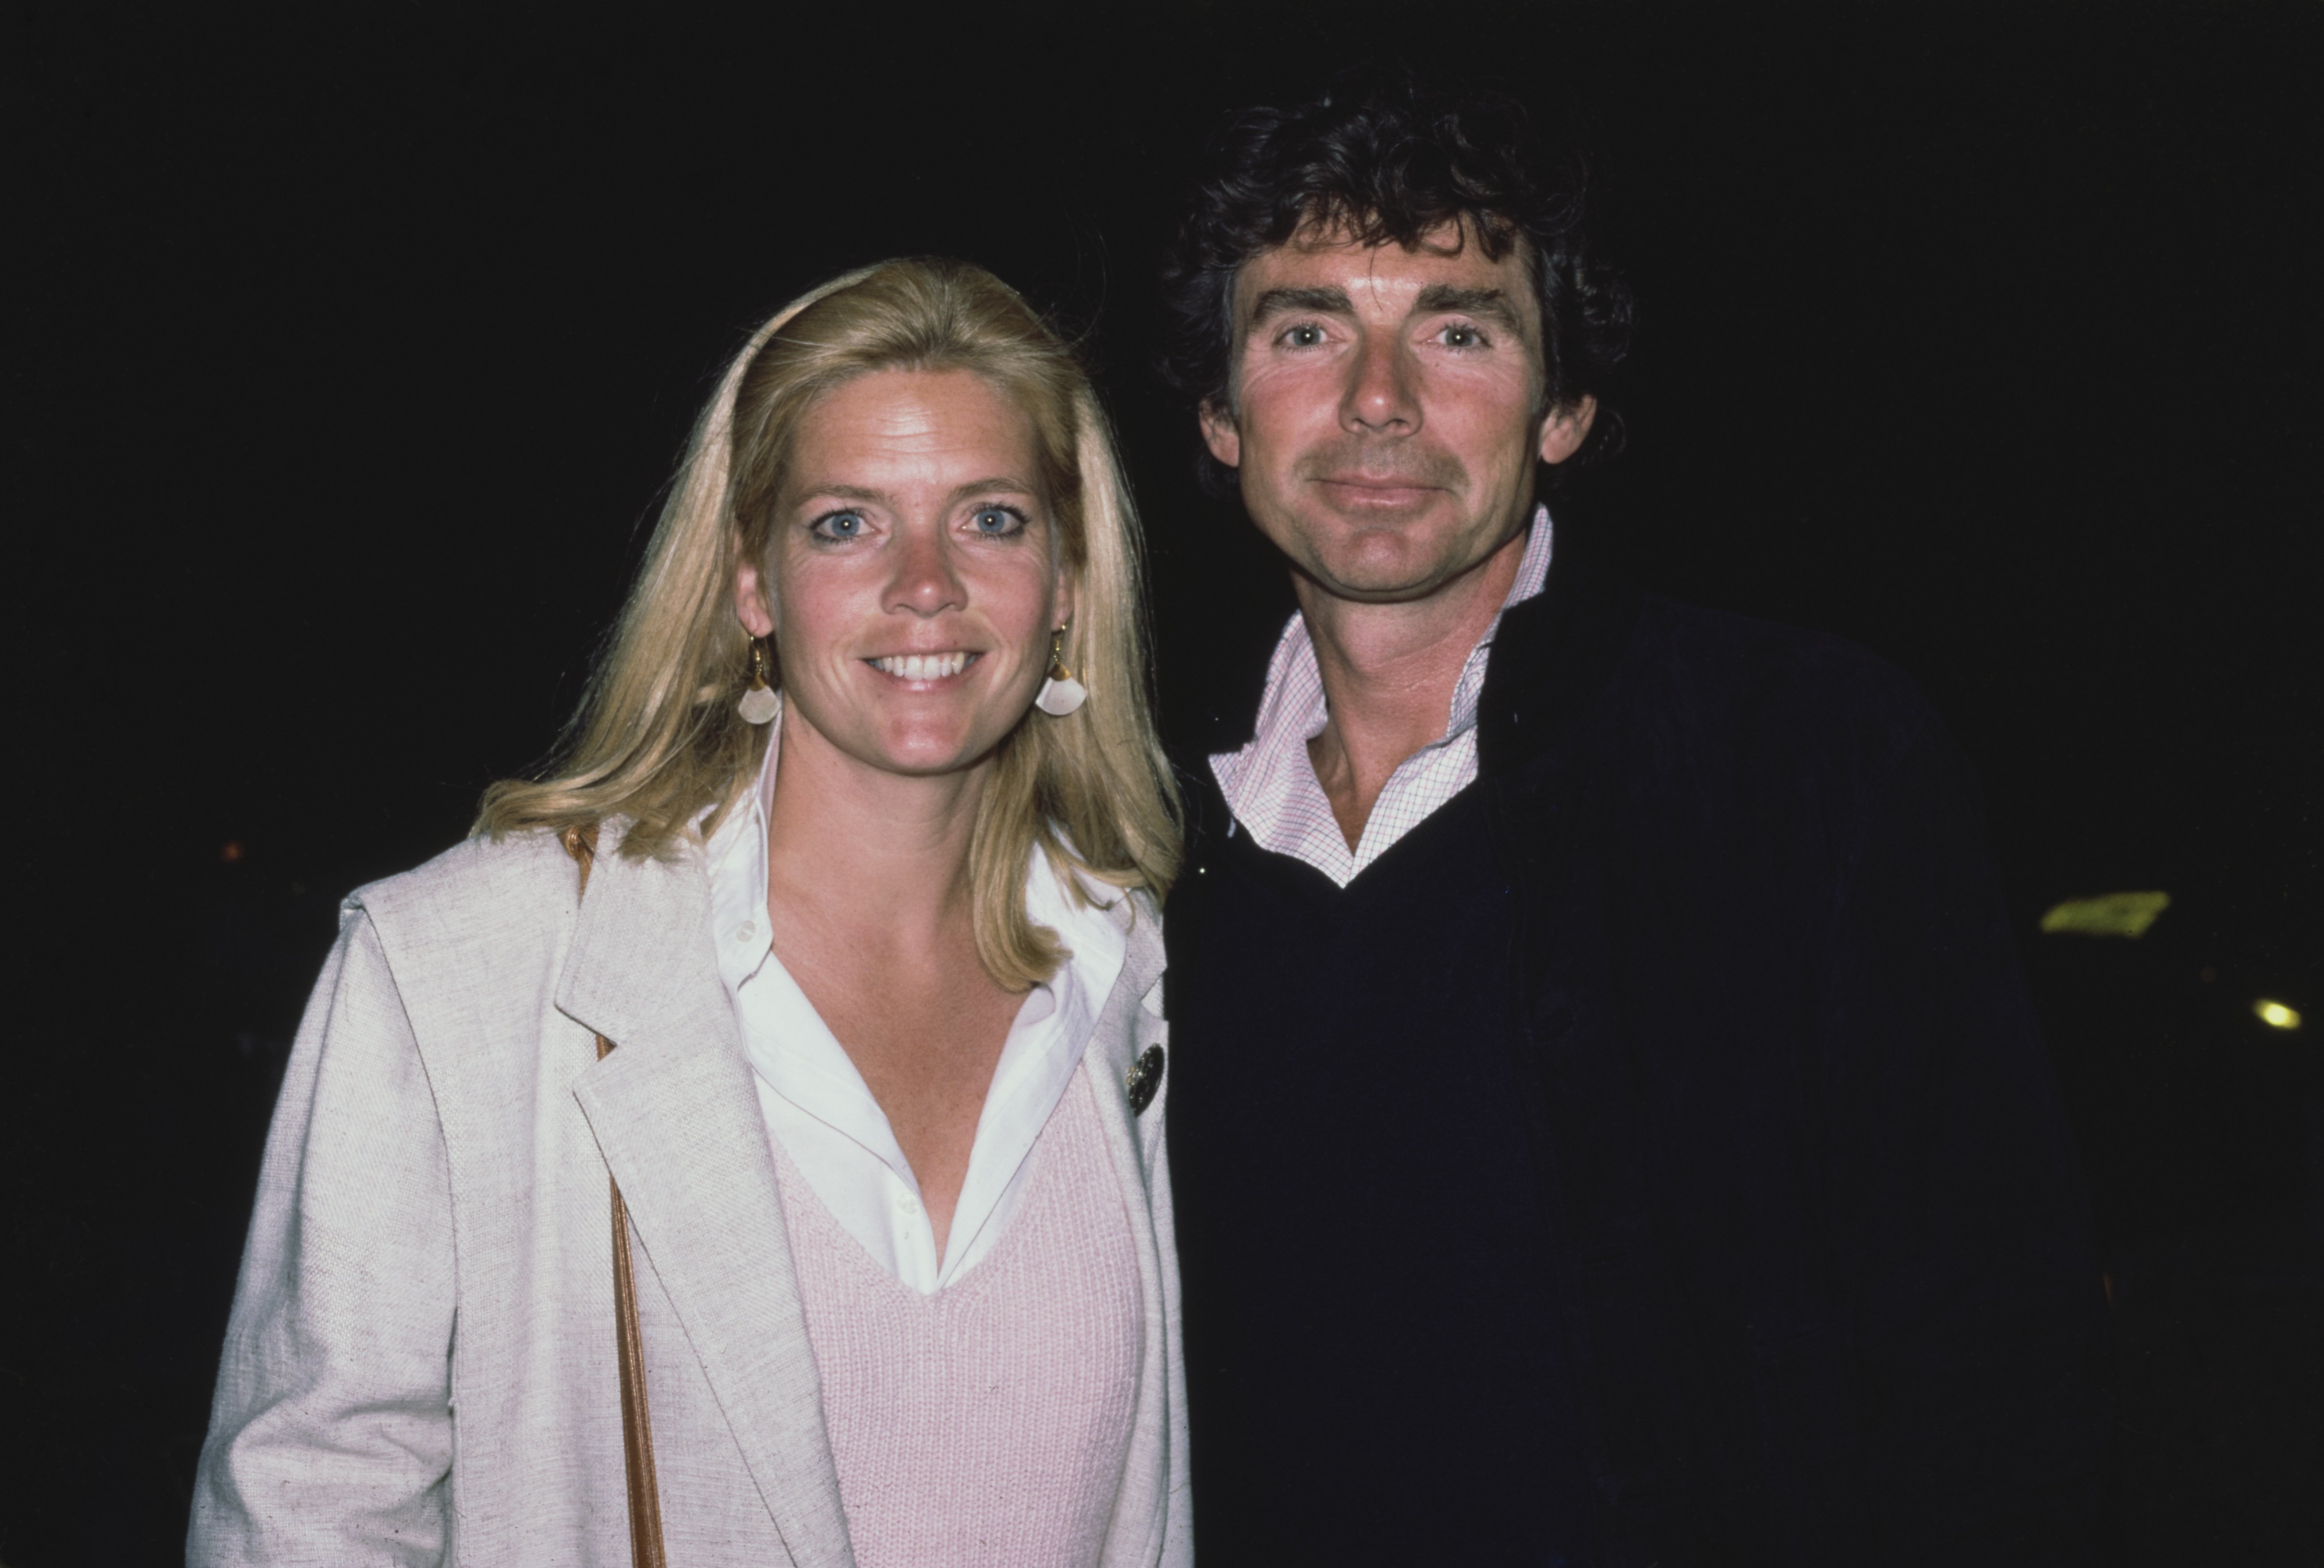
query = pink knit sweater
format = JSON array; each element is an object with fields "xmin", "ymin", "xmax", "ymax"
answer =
[{"xmin": 774, "ymin": 1063, "xmax": 1144, "ymax": 1568}]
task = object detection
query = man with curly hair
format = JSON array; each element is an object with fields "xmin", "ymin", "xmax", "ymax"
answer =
[{"xmin": 1156, "ymin": 75, "xmax": 2108, "ymax": 1564}]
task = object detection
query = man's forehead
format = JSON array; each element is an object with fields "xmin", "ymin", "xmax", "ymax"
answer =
[
  {"xmin": 1235, "ymin": 216, "xmax": 1527, "ymax": 312},
  {"xmin": 1286, "ymin": 213, "xmax": 1476, "ymax": 258}
]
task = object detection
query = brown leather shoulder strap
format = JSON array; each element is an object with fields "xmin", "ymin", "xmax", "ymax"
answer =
[
  {"xmin": 562, "ymin": 823, "xmax": 600, "ymax": 892},
  {"xmin": 560, "ymin": 823, "xmax": 666, "ymax": 1568}
]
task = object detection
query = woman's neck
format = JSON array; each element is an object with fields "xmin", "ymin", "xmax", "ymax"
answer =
[{"xmin": 761, "ymin": 709, "xmax": 988, "ymax": 956}]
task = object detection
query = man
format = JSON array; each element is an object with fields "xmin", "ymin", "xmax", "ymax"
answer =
[{"xmin": 1156, "ymin": 77, "xmax": 2108, "ymax": 1564}]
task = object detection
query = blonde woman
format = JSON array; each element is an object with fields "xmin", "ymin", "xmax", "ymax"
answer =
[{"xmin": 190, "ymin": 259, "xmax": 1187, "ymax": 1568}]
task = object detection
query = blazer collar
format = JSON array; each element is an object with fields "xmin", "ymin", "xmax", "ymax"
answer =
[
  {"xmin": 1081, "ymin": 889, "xmax": 1166, "ymax": 1086},
  {"xmin": 556, "ymin": 828, "xmax": 856, "ymax": 1568}
]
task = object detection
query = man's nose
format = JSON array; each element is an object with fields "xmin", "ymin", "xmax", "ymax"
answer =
[
  {"xmin": 1342, "ymin": 333, "xmax": 1420, "ymax": 435},
  {"xmin": 883, "ymin": 523, "xmax": 968, "ymax": 616}
]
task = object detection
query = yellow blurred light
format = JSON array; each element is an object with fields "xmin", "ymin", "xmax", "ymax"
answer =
[
  {"xmin": 2039, "ymin": 891, "xmax": 2170, "ymax": 939},
  {"xmin": 2254, "ymin": 1000, "xmax": 2301, "ymax": 1031}
]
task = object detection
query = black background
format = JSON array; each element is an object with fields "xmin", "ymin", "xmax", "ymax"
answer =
[{"xmin": 7, "ymin": 2, "xmax": 2319, "ymax": 1561}]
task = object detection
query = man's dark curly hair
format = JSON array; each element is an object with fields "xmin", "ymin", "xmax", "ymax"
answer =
[{"xmin": 1158, "ymin": 73, "xmax": 1634, "ymax": 498}]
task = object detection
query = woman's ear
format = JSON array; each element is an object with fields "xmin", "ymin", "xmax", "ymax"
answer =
[
  {"xmin": 1054, "ymin": 564, "xmax": 1078, "ymax": 640},
  {"xmin": 734, "ymin": 556, "xmax": 776, "ymax": 637}
]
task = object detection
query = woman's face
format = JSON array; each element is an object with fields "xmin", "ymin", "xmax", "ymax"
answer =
[{"xmin": 736, "ymin": 366, "xmax": 1073, "ymax": 782}]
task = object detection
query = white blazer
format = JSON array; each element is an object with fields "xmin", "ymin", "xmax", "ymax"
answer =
[{"xmin": 188, "ymin": 823, "xmax": 1188, "ymax": 1567}]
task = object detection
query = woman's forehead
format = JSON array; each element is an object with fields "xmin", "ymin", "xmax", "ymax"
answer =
[{"xmin": 777, "ymin": 367, "xmax": 1067, "ymax": 515}]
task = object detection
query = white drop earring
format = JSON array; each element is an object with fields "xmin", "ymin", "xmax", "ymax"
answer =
[
  {"xmin": 1034, "ymin": 626, "xmax": 1087, "ymax": 716},
  {"xmin": 736, "ymin": 637, "xmax": 780, "ymax": 724}
]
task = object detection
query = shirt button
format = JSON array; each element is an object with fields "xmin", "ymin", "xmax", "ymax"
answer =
[
  {"xmin": 895, "ymin": 1192, "xmax": 918, "ymax": 1214},
  {"xmin": 737, "ymin": 920, "xmax": 757, "ymax": 942}
]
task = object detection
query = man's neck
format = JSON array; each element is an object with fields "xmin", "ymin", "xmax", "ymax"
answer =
[{"xmin": 1298, "ymin": 524, "xmax": 1529, "ymax": 850}]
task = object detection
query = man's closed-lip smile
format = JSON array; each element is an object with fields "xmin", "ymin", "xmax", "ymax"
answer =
[{"xmin": 1316, "ymin": 474, "xmax": 1440, "ymax": 503}]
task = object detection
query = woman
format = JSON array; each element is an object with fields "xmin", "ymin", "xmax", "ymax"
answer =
[{"xmin": 189, "ymin": 259, "xmax": 1187, "ymax": 1568}]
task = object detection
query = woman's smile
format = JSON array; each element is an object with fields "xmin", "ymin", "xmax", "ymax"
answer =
[{"xmin": 867, "ymin": 650, "xmax": 979, "ymax": 682}]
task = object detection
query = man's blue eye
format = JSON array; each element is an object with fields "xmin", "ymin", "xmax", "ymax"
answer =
[
  {"xmin": 1285, "ymin": 324, "xmax": 1325, "ymax": 347},
  {"xmin": 1444, "ymin": 324, "xmax": 1484, "ymax": 347}
]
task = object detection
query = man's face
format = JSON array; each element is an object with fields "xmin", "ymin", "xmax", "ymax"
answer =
[{"xmin": 1201, "ymin": 220, "xmax": 1594, "ymax": 604}]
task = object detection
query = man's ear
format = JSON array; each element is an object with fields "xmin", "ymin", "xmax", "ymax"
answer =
[
  {"xmin": 1538, "ymin": 395, "xmax": 1599, "ymax": 466},
  {"xmin": 1198, "ymin": 398, "xmax": 1242, "ymax": 469},
  {"xmin": 734, "ymin": 556, "xmax": 776, "ymax": 638}
]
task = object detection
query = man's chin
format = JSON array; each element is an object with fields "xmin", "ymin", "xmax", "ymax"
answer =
[
  {"xmin": 1291, "ymin": 551, "xmax": 1461, "ymax": 604},
  {"xmin": 1258, "ymin": 502, "xmax": 1527, "ymax": 605}
]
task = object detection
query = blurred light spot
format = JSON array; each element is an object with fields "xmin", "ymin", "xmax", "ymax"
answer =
[
  {"xmin": 2039, "ymin": 890, "xmax": 2169, "ymax": 939},
  {"xmin": 2254, "ymin": 1000, "xmax": 2301, "ymax": 1031},
  {"xmin": 2200, "ymin": 965, "xmax": 2218, "ymax": 982},
  {"xmin": 220, "ymin": 840, "xmax": 246, "ymax": 864}
]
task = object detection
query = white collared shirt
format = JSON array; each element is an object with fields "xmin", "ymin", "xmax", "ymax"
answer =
[
  {"xmin": 703, "ymin": 701, "xmax": 1128, "ymax": 1295},
  {"xmin": 1210, "ymin": 506, "xmax": 1554, "ymax": 886}
]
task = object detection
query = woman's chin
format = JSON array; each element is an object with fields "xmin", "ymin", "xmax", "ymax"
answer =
[{"xmin": 842, "ymin": 717, "xmax": 1015, "ymax": 782}]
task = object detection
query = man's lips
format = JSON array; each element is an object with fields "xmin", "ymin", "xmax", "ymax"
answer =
[{"xmin": 1314, "ymin": 475, "xmax": 1441, "ymax": 502}]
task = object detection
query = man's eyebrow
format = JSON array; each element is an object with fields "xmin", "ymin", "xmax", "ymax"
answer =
[
  {"xmin": 1245, "ymin": 285, "xmax": 1354, "ymax": 323},
  {"xmin": 1413, "ymin": 284, "xmax": 1527, "ymax": 331}
]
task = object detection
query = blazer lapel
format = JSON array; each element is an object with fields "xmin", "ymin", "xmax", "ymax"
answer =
[
  {"xmin": 1082, "ymin": 899, "xmax": 1173, "ymax": 1566},
  {"xmin": 559, "ymin": 832, "xmax": 855, "ymax": 1568},
  {"xmin": 1083, "ymin": 902, "xmax": 1165, "ymax": 1117}
]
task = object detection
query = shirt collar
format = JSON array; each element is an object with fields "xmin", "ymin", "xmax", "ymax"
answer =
[
  {"xmin": 703, "ymin": 697, "xmax": 783, "ymax": 993},
  {"xmin": 1448, "ymin": 503, "xmax": 1556, "ymax": 737},
  {"xmin": 1214, "ymin": 503, "xmax": 1554, "ymax": 805}
]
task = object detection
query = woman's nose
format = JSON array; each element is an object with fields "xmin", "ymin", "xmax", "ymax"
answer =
[{"xmin": 882, "ymin": 522, "xmax": 968, "ymax": 616}]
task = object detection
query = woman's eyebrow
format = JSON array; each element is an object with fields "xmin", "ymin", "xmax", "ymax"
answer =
[
  {"xmin": 945, "ymin": 477, "xmax": 1040, "ymax": 504},
  {"xmin": 788, "ymin": 483, "xmax": 888, "ymax": 507}
]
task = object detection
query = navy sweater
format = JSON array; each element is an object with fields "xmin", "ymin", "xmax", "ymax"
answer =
[
  {"xmin": 1164, "ymin": 557, "xmax": 2109, "ymax": 1565},
  {"xmin": 1169, "ymin": 782, "xmax": 1594, "ymax": 1565}
]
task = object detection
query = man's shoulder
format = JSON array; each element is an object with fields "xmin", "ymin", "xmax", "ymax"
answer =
[
  {"xmin": 1484, "ymin": 582, "xmax": 1967, "ymax": 816},
  {"xmin": 1619, "ymin": 593, "xmax": 1948, "ymax": 757}
]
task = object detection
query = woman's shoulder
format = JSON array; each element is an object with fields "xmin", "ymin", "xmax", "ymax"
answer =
[
  {"xmin": 1121, "ymin": 885, "xmax": 1164, "ymax": 944},
  {"xmin": 342, "ymin": 827, "xmax": 589, "ymax": 973},
  {"xmin": 1066, "ymin": 872, "xmax": 1162, "ymax": 948},
  {"xmin": 1086, "ymin": 882, "xmax": 1166, "ymax": 1012}
]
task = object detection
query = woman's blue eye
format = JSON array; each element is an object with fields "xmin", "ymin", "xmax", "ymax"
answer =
[
  {"xmin": 971, "ymin": 505, "xmax": 1027, "ymax": 536},
  {"xmin": 811, "ymin": 509, "xmax": 866, "ymax": 540}
]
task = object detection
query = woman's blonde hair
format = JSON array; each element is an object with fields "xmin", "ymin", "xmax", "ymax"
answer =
[{"xmin": 478, "ymin": 258, "xmax": 1180, "ymax": 988}]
